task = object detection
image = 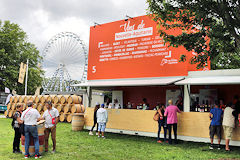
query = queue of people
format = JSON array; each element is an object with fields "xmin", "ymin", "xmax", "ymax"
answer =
[
  {"xmin": 209, "ymin": 96, "xmax": 240, "ymax": 151},
  {"xmin": 12, "ymin": 101, "xmax": 59, "ymax": 159},
  {"xmin": 154, "ymin": 96, "xmax": 240, "ymax": 151}
]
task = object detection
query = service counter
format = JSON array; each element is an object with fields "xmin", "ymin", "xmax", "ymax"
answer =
[{"xmin": 84, "ymin": 107, "xmax": 240, "ymax": 146}]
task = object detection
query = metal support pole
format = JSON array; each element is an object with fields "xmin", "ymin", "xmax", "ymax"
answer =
[
  {"xmin": 183, "ymin": 84, "xmax": 190, "ymax": 112},
  {"xmin": 87, "ymin": 86, "xmax": 92, "ymax": 107},
  {"xmin": 24, "ymin": 59, "xmax": 29, "ymax": 96}
]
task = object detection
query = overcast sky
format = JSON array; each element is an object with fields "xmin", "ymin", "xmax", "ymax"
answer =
[
  {"xmin": 0, "ymin": 0, "xmax": 148, "ymax": 51},
  {"xmin": 0, "ymin": 0, "xmax": 148, "ymax": 80}
]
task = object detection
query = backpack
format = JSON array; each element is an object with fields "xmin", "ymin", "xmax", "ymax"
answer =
[{"xmin": 11, "ymin": 111, "xmax": 21, "ymax": 128}]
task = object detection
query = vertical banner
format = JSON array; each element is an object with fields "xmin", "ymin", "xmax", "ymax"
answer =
[{"xmin": 18, "ymin": 62, "xmax": 27, "ymax": 84}]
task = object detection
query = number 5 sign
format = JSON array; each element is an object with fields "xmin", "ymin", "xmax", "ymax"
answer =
[{"xmin": 92, "ymin": 66, "xmax": 96, "ymax": 73}]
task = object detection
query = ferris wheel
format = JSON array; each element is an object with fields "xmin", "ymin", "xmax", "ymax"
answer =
[{"xmin": 41, "ymin": 32, "xmax": 88, "ymax": 93}]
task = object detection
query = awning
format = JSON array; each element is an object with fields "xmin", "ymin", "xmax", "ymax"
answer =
[
  {"xmin": 175, "ymin": 76, "xmax": 240, "ymax": 85},
  {"xmin": 72, "ymin": 77, "xmax": 184, "ymax": 87}
]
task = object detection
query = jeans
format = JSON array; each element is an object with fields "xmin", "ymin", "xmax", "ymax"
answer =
[
  {"xmin": 98, "ymin": 123, "xmax": 106, "ymax": 132},
  {"xmin": 157, "ymin": 120, "xmax": 167, "ymax": 141},
  {"xmin": 44, "ymin": 126, "xmax": 56, "ymax": 151},
  {"xmin": 24, "ymin": 125, "xmax": 39, "ymax": 155},
  {"xmin": 167, "ymin": 123, "xmax": 178, "ymax": 144},
  {"xmin": 13, "ymin": 128, "xmax": 21, "ymax": 151}
]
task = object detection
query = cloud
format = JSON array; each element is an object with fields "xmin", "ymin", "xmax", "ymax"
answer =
[{"xmin": 0, "ymin": 0, "xmax": 148, "ymax": 81}]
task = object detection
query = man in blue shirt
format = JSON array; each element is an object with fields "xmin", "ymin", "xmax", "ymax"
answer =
[{"xmin": 209, "ymin": 102, "xmax": 223, "ymax": 150}]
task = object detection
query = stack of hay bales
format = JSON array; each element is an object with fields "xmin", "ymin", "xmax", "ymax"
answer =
[{"xmin": 5, "ymin": 95, "xmax": 84, "ymax": 124}]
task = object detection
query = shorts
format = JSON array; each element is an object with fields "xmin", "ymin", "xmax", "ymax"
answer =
[
  {"xmin": 98, "ymin": 123, "xmax": 106, "ymax": 132},
  {"xmin": 223, "ymin": 125, "xmax": 233, "ymax": 140},
  {"xmin": 209, "ymin": 125, "xmax": 221, "ymax": 139}
]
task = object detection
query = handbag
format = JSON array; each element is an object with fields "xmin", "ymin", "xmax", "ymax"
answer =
[
  {"xmin": 48, "ymin": 110, "xmax": 56, "ymax": 124},
  {"xmin": 153, "ymin": 111, "xmax": 160, "ymax": 121},
  {"xmin": 153, "ymin": 109, "xmax": 164, "ymax": 121}
]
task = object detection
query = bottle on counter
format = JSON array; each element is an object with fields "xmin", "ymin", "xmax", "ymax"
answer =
[
  {"xmin": 142, "ymin": 104, "xmax": 146, "ymax": 110},
  {"xmin": 196, "ymin": 104, "xmax": 200, "ymax": 112},
  {"xmin": 205, "ymin": 100, "xmax": 209, "ymax": 112},
  {"xmin": 127, "ymin": 102, "xmax": 132, "ymax": 109},
  {"xmin": 200, "ymin": 100, "xmax": 205, "ymax": 112}
]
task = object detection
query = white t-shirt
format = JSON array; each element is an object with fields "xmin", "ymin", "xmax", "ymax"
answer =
[
  {"xmin": 114, "ymin": 103, "xmax": 121, "ymax": 109},
  {"xmin": 21, "ymin": 107, "xmax": 40, "ymax": 125},
  {"xmin": 43, "ymin": 107, "xmax": 59, "ymax": 128},
  {"xmin": 5, "ymin": 94, "xmax": 12, "ymax": 105},
  {"xmin": 223, "ymin": 107, "xmax": 235, "ymax": 128}
]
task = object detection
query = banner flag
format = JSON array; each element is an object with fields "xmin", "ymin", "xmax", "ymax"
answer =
[{"xmin": 18, "ymin": 62, "xmax": 27, "ymax": 84}]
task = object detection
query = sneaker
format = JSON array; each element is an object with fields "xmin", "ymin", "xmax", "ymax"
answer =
[
  {"xmin": 25, "ymin": 155, "xmax": 29, "ymax": 159},
  {"xmin": 98, "ymin": 136, "xmax": 100, "ymax": 138},
  {"xmin": 35, "ymin": 154, "xmax": 42, "ymax": 159},
  {"xmin": 52, "ymin": 150, "xmax": 56, "ymax": 154},
  {"xmin": 89, "ymin": 131, "xmax": 93, "ymax": 135},
  {"xmin": 102, "ymin": 136, "xmax": 105, "ymax": 138},
  {"xmin": 96, "ymin": 132, "xmax": 98, "ymax": 136},
  {"xmin": 209, "ymin": 144, "xmax": 214, "ymax": 150},
  {"xmin": 157, "ymin": 140, "xmax": 162, "ymax": 143},
  {"xmin": 217, "ymin": 145, "xmax": 221, "ymax": 150}
]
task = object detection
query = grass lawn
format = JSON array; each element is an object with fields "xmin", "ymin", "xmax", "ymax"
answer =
[{"xmin": 0, "ymin": 118, "xmax": 240, "ymax": 160}]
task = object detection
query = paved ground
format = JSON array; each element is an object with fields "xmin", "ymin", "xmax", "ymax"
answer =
[{"xmin": 0, "ymin": 115, "xmax": 6, "ymax": 118}]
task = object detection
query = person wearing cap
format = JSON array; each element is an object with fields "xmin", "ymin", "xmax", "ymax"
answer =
[
  {"xmin": 97, "ymin": 103, "xmax": 108, "ymax": 138},
  {"xmin": 41, "ymin": 101, "xmax": 59, "ymax": 153},
  {"xmin": 89, "ymin": 102, "xmax": 100, "ymax": 135},
  {"xmin": 20, "ymin": 101, "xmax": 42, "ymax": 159},
  {"xmin": 164, "ymin": 99, "xmax": 181, "ymax": 144}
]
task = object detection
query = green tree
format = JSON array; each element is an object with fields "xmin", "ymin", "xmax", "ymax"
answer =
[
  {"xmin": 0, "ymin": 20, "xmax": 43, "ymax": 95},
  {"xmin": 147, "ymin": 0, "xmax": 240, "ymax": 69}
]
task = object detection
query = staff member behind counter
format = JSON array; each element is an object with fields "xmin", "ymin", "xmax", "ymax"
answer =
[
  {"xmin": 40, "ymin": 101, "xmax": 59, "ymax": 153},
  {"xmin": 136, "ymin": 98, "xmax": 150, "ymax": 110}
]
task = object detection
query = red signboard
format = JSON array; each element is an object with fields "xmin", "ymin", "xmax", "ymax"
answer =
[{"xmin": 88, "ymin": 15, "xmax": 208, "ymax": 80}]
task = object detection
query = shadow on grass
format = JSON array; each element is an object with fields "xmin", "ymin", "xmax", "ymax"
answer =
[{"xmin": 79, "ymin": 129, "xmax": 240, "ymax": 154}]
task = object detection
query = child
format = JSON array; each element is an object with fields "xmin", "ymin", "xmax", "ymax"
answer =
[
  {"xmin": 209, "ymin": 102, "xmax": 223, "ymax": 150},
  {"xmin": 97, "ymin": 104, "xmax": 108, "ymax": 138}
]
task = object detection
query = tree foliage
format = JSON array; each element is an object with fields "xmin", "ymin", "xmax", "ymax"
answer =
[
  {"xmin": 147, "ymin": 0, "xmax": 240, "ymax": 69},
  {"xmin": 0, "ymin": 20, "xmax": 43, "ymax": 95}
]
